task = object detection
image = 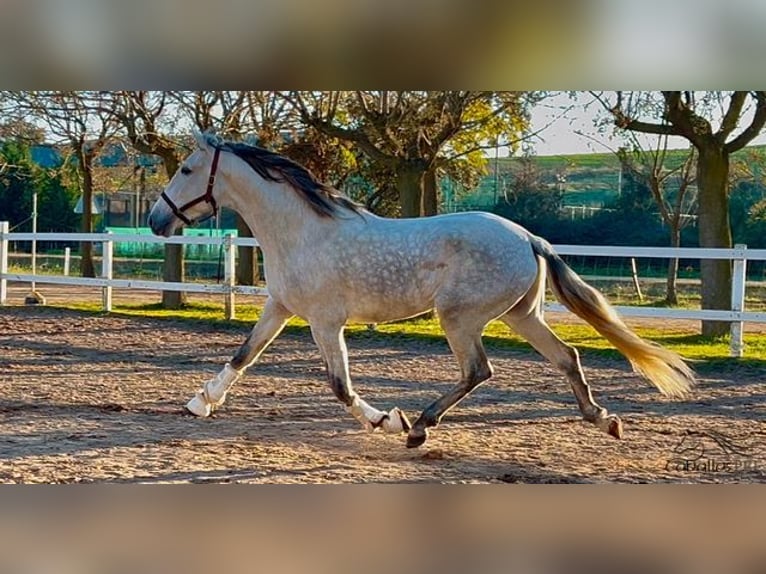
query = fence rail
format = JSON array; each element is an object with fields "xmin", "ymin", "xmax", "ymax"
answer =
[{"xmin": 2, "ymin": 222, "xmax": 766, "ymax": 357}]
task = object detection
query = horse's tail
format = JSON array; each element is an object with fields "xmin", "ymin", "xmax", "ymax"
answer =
[{"xmin": 529, "ymin": 235, "xmax": 694, "ymax": 398}]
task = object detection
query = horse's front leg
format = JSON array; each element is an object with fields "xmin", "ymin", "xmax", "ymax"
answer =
[
  {"xmin": 310, "ymin": 321, "xmax": 410, "ymax": 434},
  {"xmin": 186, "ymin": 297, "xmax": 293, "ymax": 417}
]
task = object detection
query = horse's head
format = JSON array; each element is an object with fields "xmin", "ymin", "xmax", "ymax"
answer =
[{"xmin": 148, "ymin": 132, "xmax": 224, "ymax": 237}]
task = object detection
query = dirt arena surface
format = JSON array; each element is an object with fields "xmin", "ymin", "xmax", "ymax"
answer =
[{"xmin": 1, "ymin": 287, "xmax": 764, "ymax": 483}]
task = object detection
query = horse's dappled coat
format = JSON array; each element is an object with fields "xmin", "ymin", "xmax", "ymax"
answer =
[{"xmin": 148, "ymin": 132, "xmax": 694, "ymax": 448}]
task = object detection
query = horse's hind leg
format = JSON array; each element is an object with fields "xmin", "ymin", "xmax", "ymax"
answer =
[
  {"xmin": 407, "ymin": 312, "xmax": 493, "ymax": 448},
  {"xmin": 500, "ymin": 308, "xmax": 623, "ymax": 439},
  {"xmin": 310, "ymin": 321, "xmax": 410, "ymax": 434},
  {"xmin": 186, "ymin": 297, "xmax": 293, "ymax": 417}
]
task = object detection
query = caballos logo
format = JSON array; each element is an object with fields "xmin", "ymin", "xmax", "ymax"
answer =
[{"xmin": 665, "ymin": 430, "xmax": 760, "ymax": 474}]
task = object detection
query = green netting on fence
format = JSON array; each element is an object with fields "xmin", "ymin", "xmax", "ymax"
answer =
[{"xmin": 106, "ymin": 227, "xmax": 238, "ymax": 260}]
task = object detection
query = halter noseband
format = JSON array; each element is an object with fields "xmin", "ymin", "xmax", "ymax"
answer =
[{"xmin": 160, "ymin": 147, "xmax": 221, "ymax": 226}]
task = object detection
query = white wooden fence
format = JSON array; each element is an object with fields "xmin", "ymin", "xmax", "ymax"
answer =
[
  {"xmin": 0, "ymin": 222, "xmax": 267, "ymax": 321},
  {"xmin": 2, "ymin": 221, "xmax": 766, "ymax": 357}
]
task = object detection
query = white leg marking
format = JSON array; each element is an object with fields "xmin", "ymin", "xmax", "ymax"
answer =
[
  {"xmin": 186, "ymin": 363, "xmax": 243, "ymax": 417},
  {"xmin": 346, "ymin": 396, "xmax": 408, "ymax": 433}
]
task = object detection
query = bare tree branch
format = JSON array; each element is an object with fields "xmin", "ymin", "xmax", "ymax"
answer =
[
  {"xmin": 592, "ymin": 91, "xmax": 680, "ymax": 138},
  {"xmin": 725, "ymin": 91, "xmax": 766, "ymax": 153},
  {"xmin": 717, "ymin": 91, "xmax": 747, "ymax": 142}
]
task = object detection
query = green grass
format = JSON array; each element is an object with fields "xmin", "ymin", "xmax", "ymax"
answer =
[
  {"xmin": 497, "ymin": 145, "xmax": 766, "ymax": 173},
  {"xmin": 491, "ymin": 145, "xmax": 766, "ymax": 208},
  {"xmin": 57, "ymin": 300, "xmax": 766, "ymax": 368}
]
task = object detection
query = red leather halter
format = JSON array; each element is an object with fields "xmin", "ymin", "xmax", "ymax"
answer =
[{"xmin": 160, "ymin": 147, "xmax": 221, "ymax": 225}]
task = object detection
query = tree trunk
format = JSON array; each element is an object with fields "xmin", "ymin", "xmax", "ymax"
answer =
[
  {"xmin": 162, "ymin": 241, "xmax": 186, "ymax": 308},
  {"xmin": 235, "ymin": 213, "xmax": 256, "ymax": 285},
  {"xmin": 696, "ymin": 144, "xmax": 732, "ymax": 337},
  {"xmin": 395, "ymin": 162, "xmax": 426, "ymax": 218},
  {"xmin": 79, "ymin": 152, "xmax": 96, "ymax": 278},
  {"xmin": 159, "ymin": 154, "xmax": 186, "ymax": 308},
  {"xmin": 421, "ymin": 166, "xmax": 439, "ymax": 216},
  {"xmin": 666, "ymin": 226, "xmax": 681, "ymax": 306}
]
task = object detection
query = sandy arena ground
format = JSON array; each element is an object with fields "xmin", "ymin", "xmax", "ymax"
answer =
[{"xmin": 0, "ymin": 284, "xmax": 764, "ymax": 483}]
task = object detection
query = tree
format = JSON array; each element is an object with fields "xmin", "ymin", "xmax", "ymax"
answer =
[
  {"xmin": 110, "ymin": 91, "xmax": 354, "ymax": 294},
  {"xmin": 107, "ymin": 91, "xmax": 256, "ymax": 304},
  {"xmin": 0, "ymin": 140, "xmax": 36, "ymax": 229},
  {"xmin": 596, "ymin": 91, "xmax": 766, "ymax": 336},
  {"xmin": 2, "ymin": 91, "xmax": 119, "ymax": 277},
  {"xmin": 744, "ymin": 198, "xmax": 766, "ymax": 250},
  {"xmin": 236, "ymin": 92, "xmax": 363, "ymax": 279},
  {"xmin": 729, "ymin": 148, "xmax": 766, "ymax": 248},
  {"xmin": 492, "ymin": 154, "xmax": 563, "ymax": 234},
  {"xmin": 228, "ymin": 91, "xmax": 285, "ymax": 285},
  {"xmin": 617, "ymin": 138, "xmax": 697, "ymax": 305},
  {"xmin": 107, "ymin": 91, "xmax": 191, "ymax": 307},
  {"xmin": 287, "ymin": 91, "xmax": 532, "ymax": 218},
  {"xmin": 0, "ymin": 139, "xmax": 78, "ymax": 234},
  {"xmin": 169, "ymin": 91, "xmax": 266, "ymax": 286},
  {"xmin": 0, "ymin": 118, "xmax": 45, "ymax": 144}
]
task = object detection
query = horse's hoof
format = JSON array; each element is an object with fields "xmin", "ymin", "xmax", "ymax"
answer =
[
  {"xmin": 406, "ymin": 428, "xmax": 428, "ymax": 448},
  {"xmin": 186, "ymin": 392, "xmax": 212, "ymax": 417},
  {"xmin": 607, "ymin": 417, "xmax": 623, "ymax": 439},
  {"xmin": 383, "ymin": 408, "xmax": 411, "ymax": 434},
  {"xmin": 597, "ymin": 415, "xmax": 623, "ymax": 439}
]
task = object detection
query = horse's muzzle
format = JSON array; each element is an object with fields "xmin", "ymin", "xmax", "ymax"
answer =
[{"xmin": 148, "ymin": 213, "xmax": 175, "ymax": 237}]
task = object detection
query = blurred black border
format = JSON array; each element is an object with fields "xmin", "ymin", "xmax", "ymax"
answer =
[
  {"xmin": 0, "ymin": 485, "xmax": 764, "ymax": 572},
  {"xmin": 1, "ymin": 0, "xmax": 764, "ymax": 570},
  {"xmin": 1, "ymin": 0, "xmax": 764, "ymax": 88}
]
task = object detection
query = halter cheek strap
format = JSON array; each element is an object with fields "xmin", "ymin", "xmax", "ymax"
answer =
[{"xmin": 161, "ymin": 147, "xmax": 221, "ymax": 225}]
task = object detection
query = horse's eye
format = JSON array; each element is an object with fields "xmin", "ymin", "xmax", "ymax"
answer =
[{"xmin": 181, "ymin": 166, "xmax": 192, "ymax": 175}]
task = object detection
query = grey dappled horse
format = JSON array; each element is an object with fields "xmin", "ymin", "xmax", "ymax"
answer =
[{"xmin": 148, "ymin": 133, "xmax": 694, "ymax": 448}]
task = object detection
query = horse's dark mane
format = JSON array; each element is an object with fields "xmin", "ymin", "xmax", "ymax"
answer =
[{"xmin": 217, "ymin": 140, "xmax": 363, "ymax": 218}]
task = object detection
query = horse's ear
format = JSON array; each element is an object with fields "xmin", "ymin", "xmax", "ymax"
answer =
[
  {"xmin": 193, "ymin": 130, "xmax": 209, "ymax": 151},
  {"xmin": 193, "ymin": 130, "xmax": 223, "ymax": 152}
]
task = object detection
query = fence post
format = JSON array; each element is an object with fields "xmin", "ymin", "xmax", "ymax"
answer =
[
  {"xmin": 102, "ymin": 231, "xmax": 113, "ymax": 312},
  {"xmin": 31, "ymin": 192, "xmax": 37, "ymax": 293},
  {"xmin": 729, "ymin": 243, "xmax": 747, "ymax": 357},
  {"xmin": 64, "ymin": 247, "xmax": 71, "ymax": 276},
  {"xmin": 0, "ymin": 221, "xmax": 8, "ymax": 305},
  {"xmin": 224, "ymin": 233, "xmax": 235, "ymax": 320},
  {"xmin": 630, "ymin": 257, "xmax": 643, "ymax": 302}
]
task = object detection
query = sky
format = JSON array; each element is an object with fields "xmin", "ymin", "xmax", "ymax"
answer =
[
  {"xmin": 525, "ymin": 92, "xmax": 766, "ymax": 158},
  {"xmin": 527, "ymin": 94, "xmax": 608, "ymax": 156}
]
